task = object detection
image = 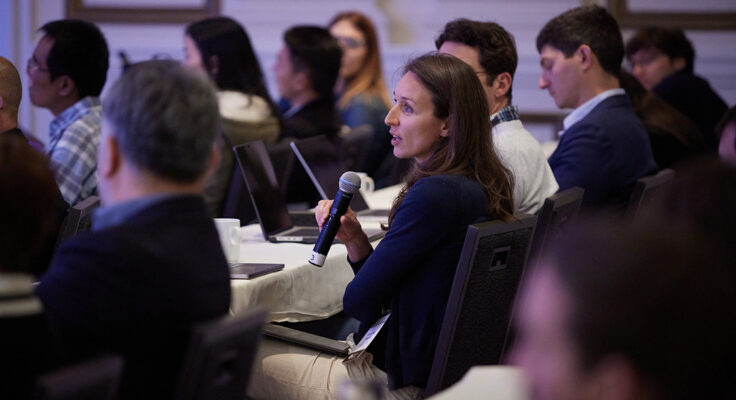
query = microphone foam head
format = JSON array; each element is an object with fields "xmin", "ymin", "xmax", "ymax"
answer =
[{"xmin": 339, "ymin": 171, "xmax": 361, "ymax": 194}]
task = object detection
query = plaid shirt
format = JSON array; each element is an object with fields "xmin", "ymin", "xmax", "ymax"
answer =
[
  {"xmin": 47, "ymin": 96, "xmax": 102, "ymax": 206},
  {"xmin": 490, "ymin": 105, "xmax": 520, "ymax": 127}
]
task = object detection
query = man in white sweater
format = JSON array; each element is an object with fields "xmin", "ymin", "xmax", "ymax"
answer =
[{"xmin": 437, "ymin": 19, "xmax": 558, "ymax": 214}]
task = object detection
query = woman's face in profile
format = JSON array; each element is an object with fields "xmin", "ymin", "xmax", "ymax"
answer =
[
  {"xmin": 330, "ymin": 19, "xmax": 368, "ymax": 81},
  {"xmin": 385, "ymin": 72, "xmax": 448, "ymax": 163},
  {"xmin": 182, "ymin": 34, "xmax": 208, "ymax": 75}
]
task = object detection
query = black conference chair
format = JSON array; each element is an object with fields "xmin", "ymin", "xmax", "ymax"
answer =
[
  {"xmin": 54, "ymin": 195, "xmax": 101, "ymax": 248},
  {"xmin": 424, "ymin": 215, "xmax": 537, "ymax": 396},
  {"xmin": 33, "ymin": 355, "xmax": 124, "ymax": 400},
  {"xmin": 337, "ymin": 124, "xmax": 373, "ymax": 172},
  {"xmin": 626, "ymin": 168, "xmax": 675, "ymax": 218},
  {"xmin": 528, "ymin": 187, "xmax": 584, "ymax": 262},
  {"xmin": 175, "ymin": 307, "xmax": 268, "ymax": 400}
]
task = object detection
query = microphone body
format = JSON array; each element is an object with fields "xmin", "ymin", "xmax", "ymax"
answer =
[{"xmin": 309, "ymin": 172, "xmax": 361, "ymax": 266}]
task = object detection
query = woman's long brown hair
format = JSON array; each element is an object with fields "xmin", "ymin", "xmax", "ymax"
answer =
[{"xmin": 387, "ymin": 53, "xmax": 514, "ymax": 227}]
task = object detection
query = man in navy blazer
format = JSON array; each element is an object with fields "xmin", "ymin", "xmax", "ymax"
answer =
[
  {"xmin": 36, "ymin": 61, "xmax": 231, "ymax": 400},
  {"xmin": 537, "ymin": 6, "xmax": 658, "ymax": 210}
]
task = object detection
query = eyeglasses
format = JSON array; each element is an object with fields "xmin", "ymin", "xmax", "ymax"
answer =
[
  {"xmin": 335, "ymin": 36, "xmax": 365, "ymax": 50},
  {"xmin": 27, "ymin": 56, "xmax": 49, "ymax": 74}
]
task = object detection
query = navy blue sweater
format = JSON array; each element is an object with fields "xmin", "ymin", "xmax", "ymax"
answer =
[{"xmin": 343, "ymin": 174, "xmax": 489, "ymax": 389}]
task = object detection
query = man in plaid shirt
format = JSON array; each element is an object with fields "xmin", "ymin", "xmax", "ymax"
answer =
[{"xmin": 28, "ymin": 20, "xmax": 108, "ymax": 206}]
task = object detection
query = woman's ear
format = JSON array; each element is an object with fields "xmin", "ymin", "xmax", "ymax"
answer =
[{"xmin": 440, "ymin": 118, "xmax": 450, "ymax": 138}]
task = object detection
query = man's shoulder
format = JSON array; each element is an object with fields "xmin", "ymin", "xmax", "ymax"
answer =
[{"xmin": 567, "ymin": 96, "xmax": 640, "ymax": 136}]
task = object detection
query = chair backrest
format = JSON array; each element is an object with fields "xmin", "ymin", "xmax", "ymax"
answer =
[
  {"xmin": 528, "ymin": 187, "xmax": 584, "ymax": 262},
  {"xmin": 337, "ymin": 124, "xmax": 373, "ymax": 172},
  {"xmin": 55, "ymin": 195, "xmax": 101, "ymax": 248},
  {"xmin": 175, "ymin": 307, "xmax": 268, "ymax": 400},
  {"xmin": 33, "ymin": 355, "xmax": 124, "ymax": 400},
  {"xmin": 425, "ymin": 215, "xmax": 537, "ymax": 396},
  {"xmin": 626, "ymin": 168, "xmax": 675, "ymax": 217}
]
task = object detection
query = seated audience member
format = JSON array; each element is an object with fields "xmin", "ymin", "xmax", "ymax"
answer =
[
  {"xmin": 511, "ymin": 217, "xmax": 736, "ymax": 400},
  {"xmin": 28, "ymin": 19, "xmax": 109, "ymax": 206},
  {"xmin": 274, "ymin": 25, "xmax": 343, "ymax": 205},
  {"xmin": 184, "ymin": 16, "xmax": 281, "ymax": 216},
  {"xmin": 626, "ymin": 27, "xmax": 728, "ymax": 150},
  {"xmin": 0, "ymin": 57, "xmax": 26, "ymax": 140},
  {"xmin": 36, "ymin": 60, "xmax": 231, "ymax": 400},
  {"xmin": 0, "ymin": 135, "xmax": 61, "ymax": 400},
  {"xmin": 275, "ymin": 25, "xmax": 342, "ymax": 141},
  {"xmin": 537, "ymin": 6, "xmax": 657, "ymax": 210},
  {"xmin": 619, "ymin": 71, "xmax": 704, "ymax": 169},
  {"xmin": 249, "ymin": 53, "xmax": 514, "ymax": 400},
  {"xmin": 717, "ymin": 106, "xmax": 736, "ymax": 165},
  {"xmin": 1, "ymin": 56, "xmax": 68, "ymax": 275},
  {"xmin": 329, "ymin": 11, "xmax": 397, "ymax": 188},
  {"xmin": 437, "ymin": 18, "xmax": 558, "ymax": 214}
]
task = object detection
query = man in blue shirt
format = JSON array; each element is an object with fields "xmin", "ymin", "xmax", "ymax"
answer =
[
  {"xmin": 28, "ymin": 19, "xmax": 108, "ymax": 206},
  {"xmin": 537, "ymin": 6, "xmax": 657, "ymax": 210}
]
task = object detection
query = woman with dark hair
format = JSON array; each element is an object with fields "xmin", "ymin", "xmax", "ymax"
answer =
[
  {"xmin": 183, "ymin": 16, "xmax": 280, "ymax": 215},
  {"xmin": 329, "ymin": 11, "xmax": 400, "ymax": 188},
  {"xmin": 249, "ymin": 53, "xmax": 514, "ymax": 400}
]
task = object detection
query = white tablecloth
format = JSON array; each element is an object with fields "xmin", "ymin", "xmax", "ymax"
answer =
[
  {"xmin": 428, "ymin": 366, "xmax": 529, "ymax": 400},
  {"xmin": 229, "ymin": 221, "xmax": 392, "ymax": 323},
  {"xmin": 228, "ymin": 186, "xmax": 400, "ymax": 323},
  {"xmin": 362, "ymin": 184, "xmax": 402, "ymax": 209}
]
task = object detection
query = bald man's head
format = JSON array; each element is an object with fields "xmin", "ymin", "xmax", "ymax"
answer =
[{"xmin": 0, "ymin": 56, "xmax": 22, "ymax": 121}]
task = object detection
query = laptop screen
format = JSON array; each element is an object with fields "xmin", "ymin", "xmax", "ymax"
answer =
[
  {"xmin": 233, "ymin": 141, "xmax": 292, "ymax": 238},
  {"xmin": 290, "ymin": 135, "xmax": 370, "ymax": 211}
]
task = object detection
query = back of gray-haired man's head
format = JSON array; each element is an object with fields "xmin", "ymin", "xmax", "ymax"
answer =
[{"xmin": 102, "ymin": 60, "xmax": 219, "ymax": 182}]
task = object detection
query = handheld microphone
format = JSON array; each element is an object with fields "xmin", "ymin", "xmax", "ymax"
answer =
[{"xmin": 309, "ymin": 171, "xmax": 361, "ymax": 267}]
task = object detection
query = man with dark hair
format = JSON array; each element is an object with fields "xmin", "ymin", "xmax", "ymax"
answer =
[
  {"xmin": 626, "ymin": 27, "xmax": 728, "ymax": 150},
  {"xmin": 511, "ymin": 216, "xmax": 736, "ymax": 400},
  {"xmin": 274, "ymin": 25, "xmax": 342, "ymax": 140},
  {"xmin": 0, "ymin": 134, "xmax": 62, "ymax": 399},
  {"xmin": 437, "ymin": 19, "xmax": 557, "ymax": 214},
  {"xmin": 36, "ymin": 60, "xmax": 231, "ymax": 400},
  {"xmin": 537, "ymin": 6, "xmax": 657, "ymax": 210},
  {"xmin": 28, "ymin": 19, "xmax": 109, "ymax": 206},
  {"xmin": 717, "ymin": 106, "xmax": 736, "ymax": 164}
]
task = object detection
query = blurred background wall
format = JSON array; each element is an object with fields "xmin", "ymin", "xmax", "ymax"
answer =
[{"xmin": 1, "ymin": 0, "xmax": 735, "ymax": 145}]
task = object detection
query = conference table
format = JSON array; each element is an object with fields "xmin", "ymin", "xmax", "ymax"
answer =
[{"xmin": 228, "ymin": 184, "xmax": 401, "ymax": 322}]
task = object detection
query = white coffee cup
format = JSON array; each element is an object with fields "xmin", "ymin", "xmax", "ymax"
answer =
[
  {"xmin": 214, "ymin": 218, "xmax": 242, "ymax": 263},
  {"xmin": 354, "ymin": 172, "xmax": 375, "ymax": 194}
]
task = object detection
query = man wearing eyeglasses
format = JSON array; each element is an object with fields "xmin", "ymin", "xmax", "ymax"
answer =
[
  {"xmin": 27, "ymin": 19, "xmax": 109, "ymax": 206},
  {"xmin": 626, "ymin": 27, "xmax": 728, "ymax": 152}
]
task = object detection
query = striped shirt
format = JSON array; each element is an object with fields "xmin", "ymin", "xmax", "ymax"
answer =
[{"xmin": 47, "ymin": 96, "xmax": 102, "ymax": 206}]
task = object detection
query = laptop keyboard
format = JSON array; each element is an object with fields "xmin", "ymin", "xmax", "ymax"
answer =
[{"xmin": 286, "ymin": 227, "xmax": 320, "ymax": 237}]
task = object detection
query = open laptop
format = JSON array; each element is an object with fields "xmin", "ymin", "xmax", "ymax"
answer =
[
  {"xmin": 290, "ymin": 136, "xmax": 389, "ymax": 222},
  {"xmin": 234, "ymin": 140, "xmax": 384, "ymax": 243}
]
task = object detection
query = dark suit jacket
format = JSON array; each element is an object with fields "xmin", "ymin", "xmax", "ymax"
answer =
[
  {"xmin": 281, "ymin": 96, "xmax": 342, "ymax": 141},
  {"xmin": 549, "ymin": 94, "xmax": 658, "ymax": 210},
  {"xmin": 653, "ymin": 71, "xmax": 729, "ymax": 152},
  {"xmin": 36, "ymin": 196, "xmax": 231, "ymax": 400}
]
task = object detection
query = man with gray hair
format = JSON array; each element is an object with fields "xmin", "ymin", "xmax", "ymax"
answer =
[{"xmin": 36, "ymin": 60, "xmax": 231, "ymax": 400}]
